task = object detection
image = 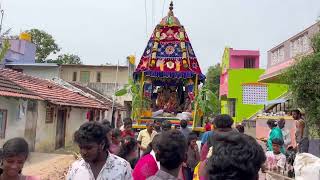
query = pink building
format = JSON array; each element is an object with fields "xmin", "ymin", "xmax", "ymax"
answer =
[{"xmin": 220, "ymin": 48, "xmax": 260, "ymax": 97}]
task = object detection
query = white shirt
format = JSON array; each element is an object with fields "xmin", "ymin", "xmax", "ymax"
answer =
[
  {"xmin": 265, "ymin": 151, "xmax": 286, "ymax": 170},
  {"xmin": 150, "ymin": 150, "xmax": 160, "ymax": 169},
  {"xmin": 66, "ymin": 153, "xmax": 132, "ymax": 180}
]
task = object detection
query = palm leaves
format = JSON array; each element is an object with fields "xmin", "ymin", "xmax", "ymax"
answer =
[
  {"xmin": 195, "ymin": 85, "xmax": 219, "ymax": 118},
  {"xmin": 115, "ymin": 79, "xmax": 149, "ymax": 120}
]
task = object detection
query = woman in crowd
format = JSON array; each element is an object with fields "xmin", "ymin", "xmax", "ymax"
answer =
[
  {"xmin": 109, "ymin": 128, "xmax": 122, "ymax": 155},
  {"xmin": 186, "ymin": 132, "xmax": 200, "ymax": 180},
  {"xmin": 118, "ymin": 136, "xmax": 138, "ymax": 169},
  {"xmin": 0, "ymin": 137, "xmax": 40, "ymax": 180},
  {"xmin": 133, "ymin": 134, "xmax": 161, "ymax": 180},
  {"xmin": 267, "ymin": 119, "xmax": 285, "ymax": 154}
]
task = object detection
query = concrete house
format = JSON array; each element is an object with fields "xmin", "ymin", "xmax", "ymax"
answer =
[
  {"xmin": 219, "ymin": 47, "xmax": 288, "ymax": 122},
  {"xmin": 0, "ymin": 68, "xmax": 106, "ymax": 152},
  {"xmin": 60, "ymin": 64, "xmax": 132, "ymax": 117}
]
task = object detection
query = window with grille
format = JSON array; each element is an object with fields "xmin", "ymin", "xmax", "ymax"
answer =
[
  {"xmin": 242, "ymin": 84, "xmax": 267, "ymax": 104},
  {"xmin": 46, "ymin": 107, "xmax": 54, "ymax": 123}
]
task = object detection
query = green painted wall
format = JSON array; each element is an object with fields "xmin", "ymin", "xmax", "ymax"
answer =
[
  {"xmin": 221, "ymin": 100, "xmax": 228, "ymax": 114},
  {"xmin": 221, "ymin": 48, "xmax": 230, "ymax": 71},
  {"xmin": 267, "ymin": 83, "xmax": 288, "ymax": 100},
  {"xmin": 223, "ymin": 69, "xmax": 288, "ymax": 122}
]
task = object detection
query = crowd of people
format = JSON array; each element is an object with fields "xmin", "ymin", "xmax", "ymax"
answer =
[
  {"xmin": 0, "ymin": 110, "xmax": 309, "ymax": 180},
  {"xmin": 258, "ymin": 109, "xmax": 309, "ymax": 178}
]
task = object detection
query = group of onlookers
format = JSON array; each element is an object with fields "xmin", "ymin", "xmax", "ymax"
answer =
[
  {"xmin": 261, "ymin": 109, "xmax": 309, "ymax": 178},
  {"xmin": 0, "ymin": 109, "xmax": 311, "ymax": 180}
]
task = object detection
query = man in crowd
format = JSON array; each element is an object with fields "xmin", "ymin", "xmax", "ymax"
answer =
[
  {"xmin": 66, "ymin": 122, "xmax": 132, "ymax": 179},
  {"xmin": 154, "ymin": 119, "xmax": 162, "ymax": 133},
  {"xmin": 137, "ymin": 122, "xmax": 157, "ymax": 156},
  {"xmin": 161, "ymin": 120, "xmax": 172, "ymax": 132},
  {"xmin": 147, "ymin": 130, "xmax": 187, "ymax": 180},
  {"xmin": 121, "ymin": 118, "xmax": 135, "ymax": 138},
  {"xmin": 292, "ymin": 109, "xmax": 309, "ymax": 153},
  {"xmin": 205, "ymin": 114, "xmax": 235, "ymax": 150},
  {"xmin": 179, "ymin": 119, "xmax": 191, "ymax": 139},
  {"xmin": 207, "ymin": 131, "xmax": 266, "ymax": 180}
]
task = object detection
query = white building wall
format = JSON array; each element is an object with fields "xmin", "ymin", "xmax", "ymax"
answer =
[
  {"xmin": 21, "ymin": 66, "xmax": 60, "ymax": 80},
  {"xmin": 65, "ymin": 108, "xmax": 87, "ymax": 147},
  {"xmin": 0, "ymin": 97, "xmax": 27, "ymax": 146},
  {"xmin": 34, "ymin": 101, "xmax": 56, "ymax": 152}
]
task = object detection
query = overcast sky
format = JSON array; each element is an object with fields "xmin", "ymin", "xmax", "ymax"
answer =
[{"xmin": 3, "ymin": 0, "xmax": 320, "ymax": 72}]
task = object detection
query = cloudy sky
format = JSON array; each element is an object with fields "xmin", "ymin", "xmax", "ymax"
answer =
[{"xmin": 3, "ymin": 0, "xmax": 320, "ymax": 72}]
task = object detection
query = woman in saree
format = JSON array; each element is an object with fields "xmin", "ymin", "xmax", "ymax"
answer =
[{"xmin": 267, "ymin": 119, "xmax": 285, "ymax": 154}]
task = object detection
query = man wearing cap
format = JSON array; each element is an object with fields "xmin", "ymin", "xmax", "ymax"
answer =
[{"xmin": 137, "ymin": 122, "xmax": 157, "ymax": 156}]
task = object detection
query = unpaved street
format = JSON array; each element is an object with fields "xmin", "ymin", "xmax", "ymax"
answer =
[{"xmin": 23, "ymin": 153, "xmax": 75, "ymax": 180}]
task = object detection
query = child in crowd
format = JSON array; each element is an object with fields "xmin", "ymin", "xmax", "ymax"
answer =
[
  {"xmin": 186, "ymin": 132, "xmax": 200, "ymax": 180},
  {"xmin": 0, "ymin": 138, "xmax": 40, "ymax": 180},
  {"xmin": 236, "ymin": 124, "xmax": 245, "ymax": 133},
  {"xmin": 109, "ymin": 128, "xmax": 122, "ymax": 155},
  {"xmin": 264, "ymin": 138, "xmax": 286, "ymax": 173},
  {"xmin": 118, "ymin": 136, "xmax": 138, "ymax": 169}
]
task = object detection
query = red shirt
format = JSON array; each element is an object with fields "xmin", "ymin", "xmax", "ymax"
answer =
[
  {"xmin": 205, "ymin": 123, "xmax": 211, "ymax": 131},
  {"xmin": 121, "ymin": 130, "xmax": 135, "ymax": 138}
]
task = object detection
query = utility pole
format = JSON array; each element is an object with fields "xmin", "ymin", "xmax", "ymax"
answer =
[
  {"xmin": 0, "ymin": 2, "xmax": 4, "ymax": 36},
  {"xmin": 111, "ymin": 60, "xmax": 119, "ymax": 128}
]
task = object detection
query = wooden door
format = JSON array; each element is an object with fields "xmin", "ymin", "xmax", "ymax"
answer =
[{"xmin": 56, "ymin": 110, "xmax": 66, "ymax": 149}]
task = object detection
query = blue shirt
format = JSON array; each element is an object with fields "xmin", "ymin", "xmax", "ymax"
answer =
[{"xmin": 201, "ymin": 131, "xmax": 213, "ymax": 145}]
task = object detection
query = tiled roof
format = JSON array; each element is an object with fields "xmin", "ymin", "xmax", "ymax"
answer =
[
  {"xmin": 70, "ymin": 82, "xmax": 126, "ymax": 111},
  {"xmin": 0, "ymin": 68, "xmax": 106, "ymax": 109},
  {"xmin": 0, "ymin": 74, "xmax": 43, "ymax": 100}
]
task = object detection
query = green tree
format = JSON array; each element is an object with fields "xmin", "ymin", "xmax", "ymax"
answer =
[
  {"xmin": 205, "ymin": 63, "xmax": 221, "ymax": 113},
  {"xmin": 0, "ymin": 39, "xmax": 11, "ymax": 63},
  {"xmin": 284, "ymin": 31, "xmax": 320, "ymax": 137},
  {"xmin": 206, "ymin": 63, "xmax": 221, "ymax": 96},
  {"xmin": 48, "ymin": 54, "xmax": 82, "ymax": 65},
  {"xmin": 115, "ymin": 79, "xmax": 150, "ymax": 120},
  {"xmin": 27, "ymin": 29, "xmax": 60, "ymax": 63}
]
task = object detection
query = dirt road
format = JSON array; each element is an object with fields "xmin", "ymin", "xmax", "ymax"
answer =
[{"xmin": 23, "ymin": 153, "xmax": 75, "ymax": 180}]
